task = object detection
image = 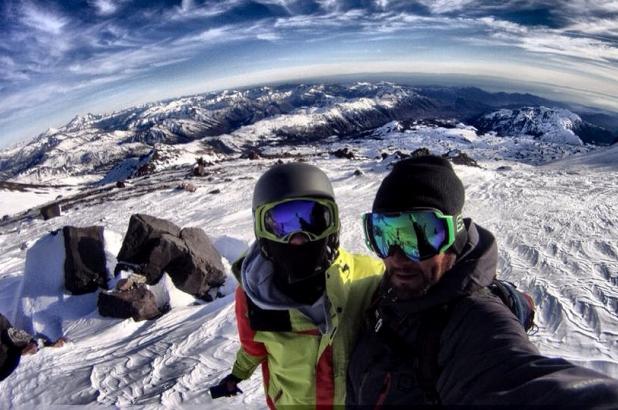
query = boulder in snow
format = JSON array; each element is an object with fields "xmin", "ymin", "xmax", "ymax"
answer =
[
  {"xmin": 41, "ymin": 203, "xmax": 61, "ymax": 220},
  {"xmin": 63, "ymin": 226, "xmax": 108, "ymax": 295},
  {"xmin": 177, "ymin": 181, "xmax": 197, "ymax": 192},
  {"xmin": 98, "ymin": 284, "xmax": 160, "ymax": 321},
  {"xmin": 193, "ymin": 163, "xmax": 208, "ymax": 176},
  {"xmin": 139, "ymin": 233, "xmax": 188, "ymax": 284},
  {"xmin": 116, "ymin": 214, "xmax": 181, "ymax": 269},
  {"xmin": 444, "ymin": 151, "xmax": 480, "ymax": 168},
  {"xmin": 116, "ymin": 214, "xmax": 226, "ymax": 301},
  {"xmin": 165, "ymin": 228, "xmax": 226, "ymax": 301},
  {"xmin": 241, "ymin": 149, "xmax": 261, "ymax": 160},
  {"xmin": 411, "ymin": 147, "xmax": 432, "ymax": 158},
  {"xmin": 331, "ymin": 147, "xmax": 355, "ymax": 159}
]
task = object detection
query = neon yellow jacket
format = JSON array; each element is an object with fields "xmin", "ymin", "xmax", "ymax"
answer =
[{"xmin": 231, "ymin": 248, "xmax": 384, "ymax": 409}]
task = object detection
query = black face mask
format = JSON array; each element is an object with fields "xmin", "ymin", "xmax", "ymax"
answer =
[{"xmin": 261, "ymin": 238, "xmax": 331, "ymax": 305}]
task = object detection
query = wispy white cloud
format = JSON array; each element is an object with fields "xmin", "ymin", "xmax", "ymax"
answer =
[
  {"xmin": 90, "ymin": 0, "xmax": 119, "ymax": 16},
  {"xmin": 168, "ymin": 0, "xmax": 243, "ymax": 20},
  {"xmin": 19, "ymin": 1, "xmax": 68, "ymax": 34},
  {"xmin": 566, "ymin": 18, "xmax": 618, "ymax": 38},
  {"xmin": 477, "ymin": 16, "xmax": 618, "ymax": 63},
  {"xmin": 416, "ymin": 0, "xmax": 476, "ymax": 14}
]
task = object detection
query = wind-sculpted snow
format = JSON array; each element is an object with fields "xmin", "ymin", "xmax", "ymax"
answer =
[
  {"xmin": 463, "ymin": 165, "xmax": 618, "ymax": 374},
  {"xmin": 0, "ymin": 100, "xmax": 617, "ymax": 407}
]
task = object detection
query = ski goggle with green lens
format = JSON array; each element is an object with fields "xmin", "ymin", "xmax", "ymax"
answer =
[
  {"xmin": 362, "ymin": 209, "xmax": 464, "ymax": 261},
  {"xmin": 254, "ymin": 198, "xmax": 339, "ymax": 243}
]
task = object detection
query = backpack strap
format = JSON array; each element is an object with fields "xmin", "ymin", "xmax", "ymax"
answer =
[{"xmin": 488, "ymin": 280, "xmax": 536, "ymax": 331}]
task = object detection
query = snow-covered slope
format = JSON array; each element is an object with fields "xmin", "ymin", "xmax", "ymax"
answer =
[{"xmin": 0, "ymin": 130, "xmax": 617, "ymax": 407}]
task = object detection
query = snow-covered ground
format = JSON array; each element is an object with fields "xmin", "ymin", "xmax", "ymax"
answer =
[{"xmin": 0, "ymin": 132, "xmax": 617, "ymax": 408}]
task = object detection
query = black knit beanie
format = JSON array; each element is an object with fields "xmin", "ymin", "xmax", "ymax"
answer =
[{"xmin": 373, "ymin": 155, "xmax": 468, "ymax": 254}]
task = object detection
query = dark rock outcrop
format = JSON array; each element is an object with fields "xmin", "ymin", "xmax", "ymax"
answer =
[
  {"xmin": 139, "ymin": 233, "xmax": 187, "ymax": 284},
  {"xmin": 411, "ymin": 147, "xmax": 432, "ymax": 158},
  {"xmin": 193, "ymin": 163, "xmax": 208, "ymax": 176},
  {"xmin": 241, "ymin": 149, "xmax": 261, "ymax": 160},
  {"xmin": 41, "ymin": 203, "xmax": 61, "ymax": 220},
  {"xmin": 63, "ymin": 226, "xmax": 108, "ymax": 295},
  {"xmin": 165, "ymin": 228, "xmax": 226, "ymax": 300},
  {"xmin": 331, "ymin": 148, "xmax": 355, "ymax": 159},
  {"xmin": 117, "ymin": 214, "xmax": 181, "ymax": 270},
  {"xmin": 98, "ymin": 285, "xmax": 160, "ymax": 321},
  {"xmin": 116, "ymin": 214, "xmax": 226, "ymax": 301},
  {"xmin": 444, "ymin": 151, "xmax": 480, "ymax": 167}
]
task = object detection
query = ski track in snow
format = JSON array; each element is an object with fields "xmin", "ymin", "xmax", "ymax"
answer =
[{"xmin": 0, "ymin": 136, "xmax": 617, "ymax": 407}]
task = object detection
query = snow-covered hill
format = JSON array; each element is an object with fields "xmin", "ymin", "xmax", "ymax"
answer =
[
  {"xmin": 0, "ymin": 123, "xmax": 617, "ymax": 407},
  {"xmin": 1, "ymin": 83, "xmax": 615, "ymax": 185},
  {"xmin": 474, "ymin": 107, "xmax": 584, "ymax": 145}
]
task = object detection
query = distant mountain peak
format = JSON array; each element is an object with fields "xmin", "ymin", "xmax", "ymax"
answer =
[{"xmin": 476, "ymin": 106, "xmax": 583, "ymax": 145}]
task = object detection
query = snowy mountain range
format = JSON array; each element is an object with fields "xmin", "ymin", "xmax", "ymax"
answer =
[{"xmin": 1, "ymin": 82, "xmax": 616, "ymax": 185}]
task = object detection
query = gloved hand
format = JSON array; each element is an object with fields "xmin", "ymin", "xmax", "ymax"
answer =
[{"xmin": 210, "ymin": 373, "xmax": 243, "ymax": 399}]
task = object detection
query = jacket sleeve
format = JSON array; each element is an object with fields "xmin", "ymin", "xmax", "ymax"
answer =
[
  {"xmin": 231, "ymin": 286, "xmax": 267, "ymax": 380},
  {"xmin": 438, "ymin": 293, "xmax": 618, "ymax": 407}
]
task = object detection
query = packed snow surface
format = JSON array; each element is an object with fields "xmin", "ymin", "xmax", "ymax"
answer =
[{"xmin": 0, "ymin": 132, "xmax": 617, "ymax": 408}]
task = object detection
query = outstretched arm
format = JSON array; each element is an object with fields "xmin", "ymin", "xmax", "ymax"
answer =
[{"xmin": 438, "ymin": 293, "xmax": 618, "ymax": 407}]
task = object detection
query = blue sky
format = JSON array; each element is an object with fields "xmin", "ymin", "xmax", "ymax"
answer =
[{"xmin": 1, "ymin": 0, "xmax": 618, "ymax": 147}]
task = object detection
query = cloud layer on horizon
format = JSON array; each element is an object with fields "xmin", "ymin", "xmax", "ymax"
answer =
[{"xmin": 1, "ymin": 0, "xmax": 618, "ymax": 146}]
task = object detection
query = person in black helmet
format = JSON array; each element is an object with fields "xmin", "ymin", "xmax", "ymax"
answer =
[
  {"xmin": 212, "ymin": 162, "xmax": 384, "ymax": 408},
  {"xmin": 346, "ymin": 155, "xmax": 618, "ymax": 407}
]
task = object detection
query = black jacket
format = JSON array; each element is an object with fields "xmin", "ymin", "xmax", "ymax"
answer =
[{"xmin": 346, "ymin": 220, "xmax": 618, "ymax": 408}]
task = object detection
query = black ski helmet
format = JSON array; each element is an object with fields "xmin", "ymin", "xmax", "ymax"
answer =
[
  {"xmin": 252, "ymin": 162, "xmax": 336, "ymax": 211},
  {"xmin": 252, "ymin": 162, "xmax": 340, "ymax": 290}
]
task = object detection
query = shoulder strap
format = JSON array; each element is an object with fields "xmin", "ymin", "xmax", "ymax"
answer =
[{"xmin": 488, "ymin": 279, "xmax": 536, "ymax": 331}]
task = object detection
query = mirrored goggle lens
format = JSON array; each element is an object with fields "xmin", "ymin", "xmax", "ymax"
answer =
[
  {"xmin": 366, "ymin": 211, "xmax": 448, "ymax": 260},
  {"xmin": 264, "ymin": 200, "xmax": 333, "ymax": 238}
]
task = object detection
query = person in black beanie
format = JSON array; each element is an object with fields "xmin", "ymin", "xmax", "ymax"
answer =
[{"xmin": 346, "ymin": 155, "xmax": 618, "ymax": 407}]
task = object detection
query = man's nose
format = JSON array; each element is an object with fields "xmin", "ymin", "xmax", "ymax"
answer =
[
  {"xmin": 289, "ymin": 233, "xmax": 309, "ymax": 245},
  {"xmin": 388, "ymin": 246, "xmax": 419, "ymax": 264}
]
